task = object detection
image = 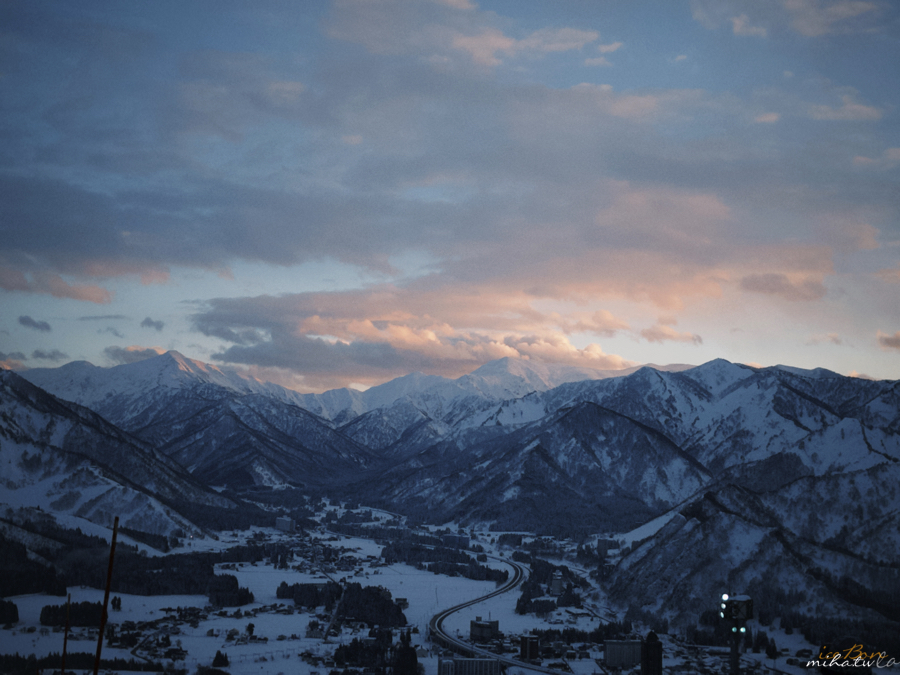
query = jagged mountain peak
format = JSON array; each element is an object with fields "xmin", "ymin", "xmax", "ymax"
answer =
[
  {"xmin": 359, "ymin": 370, "xmax": 453, "ymax": 409},
  {"xmin": 678, "ymin": 358, "xmax": 758, "ymax": 397},
  {"xmin": 21, "ymin": 350, "xmax": 305, "ymax": 414},
  {"xmin": 123, "ymin": 349, "xmax": 245, "ymax": 389},
  {"xmin": 460, "ymin": 357, "xmax": 626, "ymax": 399}
]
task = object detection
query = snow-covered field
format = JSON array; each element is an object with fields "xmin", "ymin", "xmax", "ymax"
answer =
[{"xmin": 0, "ymin": 526, "xmax": 826, "ymax": 675}]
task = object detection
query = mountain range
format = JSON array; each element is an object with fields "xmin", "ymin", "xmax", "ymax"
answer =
[{"xmin": 7, "ymin": 350, "xmax": 900, "ymax": 632}]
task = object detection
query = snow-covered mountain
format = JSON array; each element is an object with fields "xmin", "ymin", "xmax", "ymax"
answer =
[
  {"xmin": 294, "ymin": 356, "xmax": 689, "ymax": 422},
  {"xmin": 23, "ymin": 351, "xmax": 377, "ymax": 489},
  {"xmin": 17, "ymin": 352, "xmax": 900, "ymax": 537},
  {"xmin": 0, "ymin": 369, "xmax": 236, "ymax": 538},
  {"xmin": 22, "ymin": 351, "xmax": 313, "ymax": 424},
  {"xmin": 9, "ymin": 352, "xmax": 900, "ymax": 636}
]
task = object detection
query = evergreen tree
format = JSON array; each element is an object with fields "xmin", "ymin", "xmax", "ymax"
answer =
[
  {"xmin": 212, "ymin": 650, "xmax": 229, "ymax": 667},
  {"xmin": 393, "ymin": 629, "xmax": 418, "ymax": 675}
]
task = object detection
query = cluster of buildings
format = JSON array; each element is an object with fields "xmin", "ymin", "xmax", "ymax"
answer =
[{"xmin": 459, "ymin": 616, "xmax": 663, "ymax": 674}]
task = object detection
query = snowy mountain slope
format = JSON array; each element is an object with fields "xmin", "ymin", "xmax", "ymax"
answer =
[
  {"xmin": 338, "ymin": 399, "xmax": 450, "ymax": 455},
  {"xmin": 346, "ymin": 399, "xmax": 714, "ymax": 536},
  {"xmin": 154, "ymin": 394, "xmax": 376, "ymax": 488},
  {"xmin": 607, "ymin": 480, "xmax": 900, "ymax": 629},
  {"xmin": 16, "ymin": 353, "xmax": 900, "ymax": 539},
  {"xmin": 22, "ymin": 351, "xmax": 310, "ymax": 426},
  {"xmin": 22, "ymin": 352, "xmax": 378, "ymax": 489},
  {"xmin": 294, "ymin": 357, "xmax": 692, "ymax": 423},
  {"xmin": 0, "ymin": 369, "xmax": 233, "ymax": 537},
  {"xmin": 447, "ymin": 361, "xmax": 898, "ymax": 479}
]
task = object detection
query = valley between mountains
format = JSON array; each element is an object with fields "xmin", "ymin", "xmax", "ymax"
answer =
[{"xmin": 2, "ymin": 351, "xmax": 899, "ymax": 670}]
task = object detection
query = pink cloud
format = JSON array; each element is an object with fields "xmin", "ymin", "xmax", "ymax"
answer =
[
  {"xmin": 0, "ymin": 268, "xmax": 112, "ymax": 304},
  {"xmin": 640, "ymin": 322, "xmax": 703, "ymax": 345},
  {"xmin": 81, "ymin": 261, "xmax": 171, "ymax": 284},
  {"xmin": 194, "ymin": 285, "xmax": 637, "ymax": 389}
]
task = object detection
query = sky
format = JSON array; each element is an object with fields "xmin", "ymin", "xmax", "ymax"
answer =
[{"xmin": 1, "ymin": 0, "xmax": 899, "ymax": 392}]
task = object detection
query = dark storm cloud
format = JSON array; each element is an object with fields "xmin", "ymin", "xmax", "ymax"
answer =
[
  {"xmin": 0, "ymin": 0, "xmax": 895, "ymax": 293},
  {"xmin": 99, "ymin": 327, "xmax": 125, "ymax": 338},
  {"xmin": 19, "ymin": 315, "xmax": 51, "ymax": 332},
  {"xmin": 214, "ymin": 336, "xmax": 413, "ymax": 376},
  {"xmin": 0, "ymin": 351, "xmax": 27, "ymax": 361},
  {"xmin": 141, "ymin": 317, "xmax": 165, "ymax": 331},
  {"xmin": 878, "ymin": 331, "xmax": 900, "ymax": 351},
  {"xmin": 1, "ymin": 0, "xmax": 899, "ymax": 383}
]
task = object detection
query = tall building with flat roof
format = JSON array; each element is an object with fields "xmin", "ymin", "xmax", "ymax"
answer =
[
  {"xmin": 275, "ymin": 516, "xmax": 295, "ymax": 532},
  {"xmin": 469, "ymin": 617, "xmax": 499, "ymax": 642}
]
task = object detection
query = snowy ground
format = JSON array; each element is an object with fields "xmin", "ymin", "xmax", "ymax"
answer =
[{"xmin": 0, "ymin": 525, "xmax": 830, "ymax": 675}]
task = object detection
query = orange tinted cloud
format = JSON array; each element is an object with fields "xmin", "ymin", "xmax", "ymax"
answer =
[
  {"xmin": 0, "ymin": 268, "xmax": 112, "ymax": 304},
  {"xmin": 194, "ymin": 284, "xmax": 636, "ymax": 388},
  {"xmin": 641, "ymin": 322, "xmax": 703, "ymax": 345}
]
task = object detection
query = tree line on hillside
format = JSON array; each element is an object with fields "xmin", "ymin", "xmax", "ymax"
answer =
[
  {"xmin": 0, "ymin": 599, "xmax": 19, "ymax": 624},
  {"xmin": 424, "ymin": 559, "xmax": 508, "ymax": 583},
  {"xmin": 1, "ymin": 523, "xmax": 270, "ymax": 602},
  {"xmin": 0, "ymin": 513, "xmax": 276, "ymax": 598},
  {"xmin": 39, "ymin": 601, "xmax": 103, "ymax": 627},
  {"xmin": 277, "ymin": 581, "xmax": 407, "ymax": 628},
  {"xmin": 328, "ymin": 521, "xmax": 443, "ymax": 548},
  {"xmin": 0, "ymin": 653, "xmax": 166, "ymax": 675},
  {"xmin": 276, "ymin": 581, "xmax": 343, "ymax": 610},
  {"xmin": 381, "ymin": 541, "xmax": 506, "ymax": 583},
  {"xmin": 64, "ymin": 544, "xmax": 268, "ymax": 596},
  {"xmin": 0, "ymin": 530, "xmax": 90, "ymax": 597},
  {"xmin": 207, "ymin": 574, "xmax": 254, "ymax": 607},
  {"xmin": 338, "ymin": 583, "xmax": 407, "ymax": 628},
  {"xmin": 381, "ymin": 542, "xmax": 472, "ymax": 565}
]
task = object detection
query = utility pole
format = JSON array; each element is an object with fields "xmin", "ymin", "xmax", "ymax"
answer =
[{"xmin": 93, "ymin": 516, "xmax": 119, "ymax": 675}]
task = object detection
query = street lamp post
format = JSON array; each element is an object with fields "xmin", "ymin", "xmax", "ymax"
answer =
[{"xmin": 719, "ymin": 594, "xmax": 753, "ymax": 675}]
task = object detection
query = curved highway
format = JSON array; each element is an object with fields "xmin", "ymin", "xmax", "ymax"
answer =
[
  {"xmin": 429, "ymin": 554, "xmax": 526, "ymax": 644},
  {"xmin": 428, "ymin": 556, "xmax": 569, "ymax": 675}
]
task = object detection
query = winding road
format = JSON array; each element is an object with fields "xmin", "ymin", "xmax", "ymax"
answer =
[{"xmin": 428, "ymin": 556, "xmax": 572, "ymax": 675}]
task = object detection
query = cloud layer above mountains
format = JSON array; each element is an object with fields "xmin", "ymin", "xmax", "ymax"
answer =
[{"xmin": 1, "ymin": 0, "xmax": 899, "ymax": 389}]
